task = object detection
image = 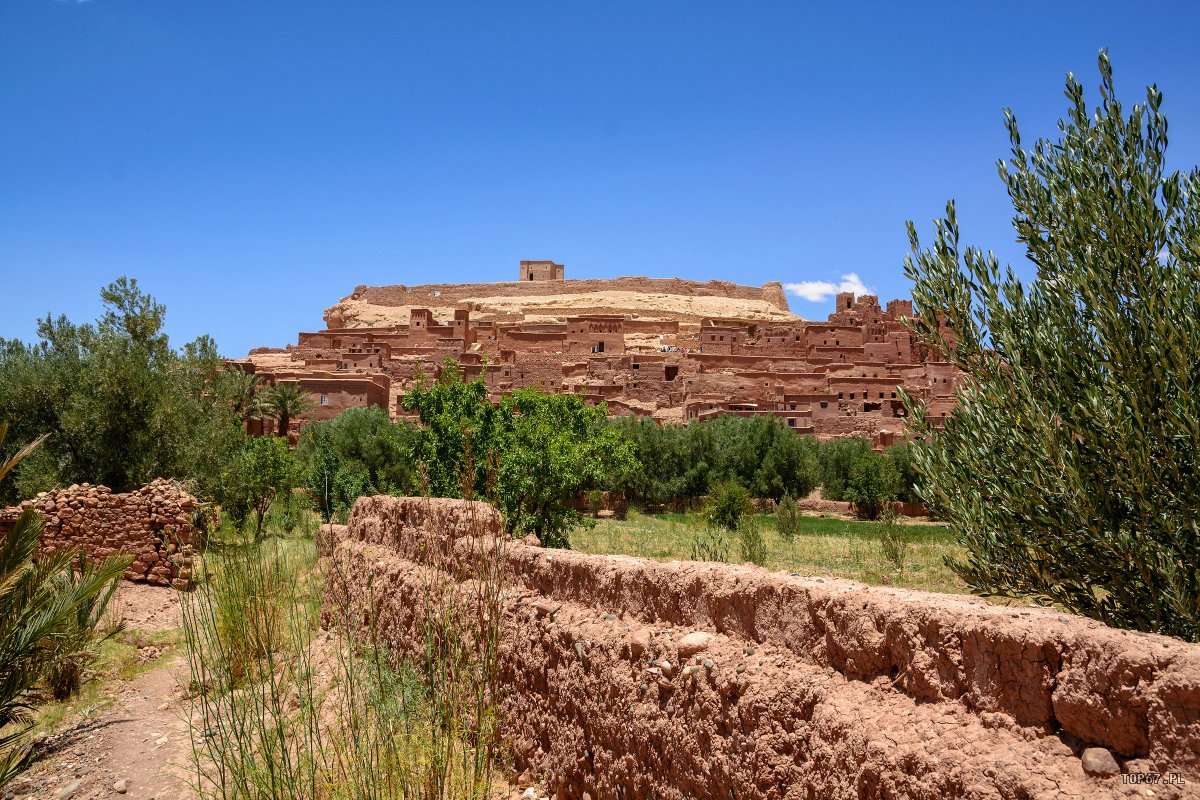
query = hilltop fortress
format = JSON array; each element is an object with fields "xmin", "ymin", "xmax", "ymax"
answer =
[{"xmin": 237, "ymin": 261, "xmax": 961, "ymax": 445}]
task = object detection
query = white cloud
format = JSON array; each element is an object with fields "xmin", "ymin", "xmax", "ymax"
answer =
[{"xmin": 783, "ymin": 273, "xmax": 873, "ymax": 303}]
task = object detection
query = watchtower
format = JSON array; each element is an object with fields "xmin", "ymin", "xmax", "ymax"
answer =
[{"xmin": 519, "ymin": 260, "xmax": 565, "ymax": 282}]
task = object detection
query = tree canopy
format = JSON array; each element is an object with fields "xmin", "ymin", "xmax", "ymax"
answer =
[{"xmin": 903, "ymin": 52, "xmax": 1200, "ymax": 640}]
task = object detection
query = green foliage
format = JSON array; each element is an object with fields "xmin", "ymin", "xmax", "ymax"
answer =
[
  {"xmin": 688, "ymin": 526, "xmax": 730, "ymax": 563},
  {"xmin": 43, "ymin": 552, "xmax": 126, "ymax": 700},
  {"xmin": 903, "ymin": 52, "xmax": 1200, "ymax": 639},
  {"xmin": 492, "ymin": 389, "xmax": 633, "ymax": 548},
  {"xmin": 774, "ymin": 494, "xmax": 803, "ymax": 543},
  {"xmin": 606, "ymin": 414, "xmax": 819, "ymax": 505},
  {"xmin": 221, "ymin": 437, "xmax": 297, "ymax": 539},
  {"xmin": 817, "ymin": 437, "xmax": 875, "ymax": 501},
  {"xmin": 705, "ymin": 480, "xmax": 752, "ymax": 532},
  {"xmin": 404, "ymin": 366, "xmax": 633, "ymax": 547},
  {"xmin": 401, "ymin": 360, "xmax": 497, "ymax": 499},
  {"xmin": 737, "ymin": 516, "xmax": 767, "ymax": 566},
  {"xmin": 0, "ymin": 278, "xmax": 247, "ymax": 504},
  {"xmin": 883, "ymin": 443, "xmax": 920, "ymax": 504},
  {"xmin": 295, "ymin": 406, "xmax": 419, "ymax": 522},
  {"xmin": 0, "ymin": 425, "xmax": 130, "ymax": 788},
  {"xmin": 260, "ymin": 382, "xmax": 314, "ymax": 440},
  {"xmin": 585, "ymin": 490, "xmax": 604, "ymax": 517},
  {"xmin": 844, "ymin": 450, "xmax": 900, "ymax": 520},
  {"xmin": 877, "ymin": 507, "xmax": 909, "ymax": 573}
]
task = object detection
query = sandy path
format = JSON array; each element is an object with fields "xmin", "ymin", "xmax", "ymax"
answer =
[{"xmin": 9, "ymin": 587, "xmax": 194, "ymax": 800}]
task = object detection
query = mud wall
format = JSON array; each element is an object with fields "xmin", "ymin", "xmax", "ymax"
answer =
[
  {"xmin": 0, "ymin": 479, "xmax": 197, "ymax": 587},
  {"xmin": 323, "ymin": 496, "xmax": 1200, "ymax": 800}
]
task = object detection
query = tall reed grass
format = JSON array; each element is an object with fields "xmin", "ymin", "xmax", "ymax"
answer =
[{"xmin": 181, "ymin": 497, "xmax": 506, "ymax": 800}]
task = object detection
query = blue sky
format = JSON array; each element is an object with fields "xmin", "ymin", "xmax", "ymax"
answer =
[{"xmin": 2, "ymin": 1, "xmax": 1197, "ymax": 356}]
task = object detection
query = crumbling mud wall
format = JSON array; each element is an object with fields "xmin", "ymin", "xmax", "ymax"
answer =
[
  {"xmin": 0, "ymin": 479, "xmax": 197, "ymax": 587},
  {"xmin": 323, "ymin": 496, "xmax": 1200, "ymax": 800}
]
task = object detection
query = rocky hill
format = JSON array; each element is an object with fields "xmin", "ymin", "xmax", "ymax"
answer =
[{"xmin": 323, "ymin": 276, "xmax": 797, "ymax": 329}]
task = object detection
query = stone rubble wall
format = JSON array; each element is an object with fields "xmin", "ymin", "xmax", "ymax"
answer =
[
  {"xmin": 323, "ymin": 496, "xmax": 1200, "ymax": 800},
  {"xmin": 0, "ymin": 479, "xmax": 197, "ymax": 587}
]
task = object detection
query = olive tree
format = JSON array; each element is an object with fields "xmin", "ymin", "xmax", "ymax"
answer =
[{"xmin": 902, "ymin": 52, "xmax": 1200, "ymax": 640}]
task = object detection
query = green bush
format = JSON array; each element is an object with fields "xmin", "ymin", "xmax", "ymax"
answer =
[
  {"xmin": 774, "ymin": 494, "xmax": 803, "ymax": 542},
  {"xmin": 604, "ymin": 415, "xmax": 820, "ymax": 506},
  {"xmin": 737, "ymin": 516, "xmax": 768, "ymax": 566},
  {"xmin": 705, "ymin": 480, "xmax": 753, "ymax": 532},
  {"xmin": 844, "ymin": 450, "xmax": 900, "ymax": 520},
  {"xmin": 903, "ymin": 52, "xmax": 1200, "ymax": 639},
  {"xmin": 877, "ymin": 507, "xmax": 909, "ymax": 573},
  {"xmin": 689, "ymin": 527, "xmax": 730, "ymax": 562}
]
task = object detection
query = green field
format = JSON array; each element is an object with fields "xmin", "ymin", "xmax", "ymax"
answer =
[{"xmin": 571, "ymin": 510, "xmax": 970, "ymax": 594}]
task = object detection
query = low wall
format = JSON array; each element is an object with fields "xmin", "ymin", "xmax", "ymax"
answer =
[
  {"xmin": 323, "ymin": 496, "xmax": 1200, "ymax": 799},
  {"xmin": 0, "ymin": 479, "xmax": 197, "ymax": 587}
]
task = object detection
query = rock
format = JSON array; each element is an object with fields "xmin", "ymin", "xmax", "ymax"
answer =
[
  {"xmin": 676, "ymin": 631, "xmax": 712, "ymax": 658},
  {"xmin": 658, "ymin": 659, "xmax": 673, "ymax": 677},
  {"xmin": 113, "ymin": 778, "xmax": 129, "ymax": 793},
  {"xmin": 58, "ymin": 780, "xmax": 82, "ymax": 799},
  {"xmin": 703, "ymin": 658, "xmax": 714, "ymax": 669},
  {"xmin": 628, "ymin": 628, "xmax": 651, "ymax": 658},
  {"xmin": 1080, "ymin": 747, "xmax": 1120, "ymax": 777}
]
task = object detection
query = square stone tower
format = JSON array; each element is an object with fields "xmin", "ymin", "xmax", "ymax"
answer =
[{"xmin": 519, "ymin": 260, "xmax": 565, "ymax": 281}]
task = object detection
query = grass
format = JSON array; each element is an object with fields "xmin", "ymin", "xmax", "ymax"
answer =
[
  {"xmin": 181, "ymin": 502, "xmax": 506, "ymax": 800},
  {"xmin": 573, "ymin": 509, "xmax": 970, "ymax": 594}
]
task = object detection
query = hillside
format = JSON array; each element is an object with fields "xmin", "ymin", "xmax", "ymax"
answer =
[{"xmin": 323, "ymin": 276, "xmax": 797, "ymax": 329}]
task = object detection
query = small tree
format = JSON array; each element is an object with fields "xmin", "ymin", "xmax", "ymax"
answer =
[
  {"xmin": 224, "ymin": 436, "xmax": 296, "ymax": 539},
  {"xmin": 844, "ymin": 450, "xmax": 900, "ymax": 520},
  {"xmin": 903, "ymin": 52, "xmax": 1200, "ymax": 640},
  {"xmin": 493, "ymin": 389, "xmax": 633, "ymax": 548}
]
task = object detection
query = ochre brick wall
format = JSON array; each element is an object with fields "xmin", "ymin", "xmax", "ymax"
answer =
[{"xmin": 0, "ymin": 478, "xmax": 197, "ymax": 588}]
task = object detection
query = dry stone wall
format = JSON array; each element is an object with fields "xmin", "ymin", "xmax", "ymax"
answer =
[
  {"xmin": 0, "ymin": 479, "xmax": 197, "ymax": 587},
  {"xmin": 323, "ymin": 496, "xmax": 1200, "ymax": 800}
]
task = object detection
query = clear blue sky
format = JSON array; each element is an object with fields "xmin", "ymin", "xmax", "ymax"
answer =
[{"xmin": 2, "ymin": 1, "xmax": 1197, "ymax": 357}]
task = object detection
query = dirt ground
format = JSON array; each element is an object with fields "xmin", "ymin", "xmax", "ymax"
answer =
[{"xmin": 9, "ymin": 584, "xmax": 192, "ymax": 800}]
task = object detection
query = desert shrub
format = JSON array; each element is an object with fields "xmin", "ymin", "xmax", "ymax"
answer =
[
  {"xmin": 737, "ymin": 516, "xmax": 768, "ymax": 567},
  {"xmin": 844, "ymin": 450, "xmax": 901, "ymax": 520},
  {"xmin": 774, "ymin": 494, "xmax": 803, "ymax": 542},
  {"xmin": 689, "ymin": 527, "xmax": 730, "ymax": 562},
  {"xmin": 705, "ymin": 480, "xmax": 752, "ymax": 532},
  {"xmin": 877, "ymin": 507, "xmax": 909, "ymax": 573},
  {"xmin": 818, "ymin": 437, "xmax": 875, "ymax": 501},
  {"xmin": 903, "ymin": 53, "xmax": 1200, "ymax": 639}
]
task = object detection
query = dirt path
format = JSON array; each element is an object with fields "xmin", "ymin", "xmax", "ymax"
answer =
[{"xmin": 9, "ymin": 586, "xmax": 195, "ymax": 800}]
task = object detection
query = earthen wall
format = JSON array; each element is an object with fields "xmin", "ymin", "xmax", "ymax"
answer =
[{"xmin": 324, "ymin": 497, "xmax": 1200, "ymax": 800}]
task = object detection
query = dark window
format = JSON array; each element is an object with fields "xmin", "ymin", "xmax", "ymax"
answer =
[
  {"xmin": 820, "ymin": 402, "xmax": 828, "ymax": 409},
  {"xmin": 788, "ymin": 418, "xmax": 796, "ymax": 428}
]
